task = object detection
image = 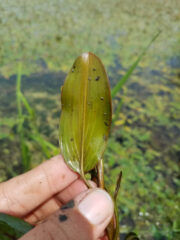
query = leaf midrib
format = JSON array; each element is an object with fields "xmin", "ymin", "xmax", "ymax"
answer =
[{"xmin": 80, "ymin": 54, "xmax": 89, "ymax": 174}]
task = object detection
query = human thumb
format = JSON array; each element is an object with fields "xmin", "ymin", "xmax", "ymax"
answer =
[{"xmin": 19, "ymin": 188, "xmax": 114, "ymax": 240}]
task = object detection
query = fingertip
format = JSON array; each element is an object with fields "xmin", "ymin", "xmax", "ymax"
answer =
[
  {"xmin": 77, "ymin": 188, "xmax": 114, "ymax": 225},
  {"xmin": 76, "ymin": 188, "xmax": 114, "ymax": 238}
]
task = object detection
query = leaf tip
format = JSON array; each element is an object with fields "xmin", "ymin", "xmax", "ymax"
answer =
[{"xmin": 81, "ymin": 52, "xmax": 89, "ymax": 62}]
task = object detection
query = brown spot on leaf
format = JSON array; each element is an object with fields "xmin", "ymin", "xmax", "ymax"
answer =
[{"xmin": 104, "ymin": 122, "xmax": 109, "ymax": 126}]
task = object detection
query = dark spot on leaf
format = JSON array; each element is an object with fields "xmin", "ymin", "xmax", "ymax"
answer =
[
  {"xmin": 61, "ymin": 200, "xmax": 75, "ymax": 210},
  {"xmin": 100, "ymin": 97, "xmax": 104, "ymax": 100},
  {"xmin": 95, "ymin": 76, "xmax": 100, "ymax": 81},
  {"xmin": 93, "ymin": 68, "xmax": 96, "ymax": 71},
  {"xmin": 59, "ymin": 214, "xmax": 68, "ymax": 222},
  {"xmin": 70, "ymin": 138, "xmax": 74, "ymax": 141},
  {"xmin": 104, "ymin": 122, "xmax": 109, "ymax": 126}
]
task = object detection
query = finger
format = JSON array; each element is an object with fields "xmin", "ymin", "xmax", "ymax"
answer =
[
  {"xmin": 24, "ymin": 178, "xmax": 87, "ymax": 224},
  {"xmin": 19, "ymin": 188, "xmax": 114, "ymax": 240},
  {"xmin": 57, "ymin": 179, "xmax": 97, "ymax": 204},
  {"xmin": 0, "ymin": 155, "xmax": 78, "ymax": 217},
  {"xmin": 24, "ymin": 179, "xmax": 96, "ymax": 224},
  {"xmin": 24, "ymin": 197, "xmax": 61, "ymax": 224}
]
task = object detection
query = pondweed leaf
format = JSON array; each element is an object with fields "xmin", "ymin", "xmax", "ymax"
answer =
[
  {"xmin": 0, "ymin": 213, "xmax": 33, "ymax": 239},
  {"xmin": 59, "ymin": 52, "xmax": 112, "ymax": 175}
]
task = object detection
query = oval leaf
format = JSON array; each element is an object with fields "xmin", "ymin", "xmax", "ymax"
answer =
[{"xmin": 59, "ymin": 52, "xmax": 112, "ymax": 174}]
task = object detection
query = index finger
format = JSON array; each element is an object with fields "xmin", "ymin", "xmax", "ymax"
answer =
[{"xmin": 0, "ymin": 155, "xmax": 78, "ymax": 217}]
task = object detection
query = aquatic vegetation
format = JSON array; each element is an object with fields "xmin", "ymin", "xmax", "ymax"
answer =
[
  {"xmin": 0, "ymin": 0, "xmax": 179, "ymax": 77},
  {"xmin": 0, "ymin": 34, "xmax": 164, "ymax": 239},
  {"xmin": 15, "ymin": 63, "xmax": 59, "ymax": 172}
]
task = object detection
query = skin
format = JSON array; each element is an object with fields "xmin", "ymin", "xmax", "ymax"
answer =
[{"xmin": 0, "ymin": 155, "xmax": 114, "ymax": 240}]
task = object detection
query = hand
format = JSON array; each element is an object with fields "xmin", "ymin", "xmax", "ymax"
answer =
[{"xmin": 0, "ymin": 155, "xmax": 114, "ymax": 240}]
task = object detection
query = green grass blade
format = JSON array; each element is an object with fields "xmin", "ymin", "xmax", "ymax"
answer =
[
  {"xmin": 30, "ymin": 134, "xmax": 59, "ymax": 158},
  {"xmin": 16, "ymin": 62, "xmax": 23, "ymax": 118},
  {"xmin": 19, "ymin": 92, "xmax": 36, "ymax": 120},
  {"xmin": 17, "ymin": 72, "xmax": 58, "ymax": 161},
  {"xmin": 111, "ymin": 31, "xmax": 161, "ymax": 98},
  {"xmin": 112, "ymin": 98, "xmax": 123, "ymax": 125},
  {"xmin": 0, "ymin": 213, "xmax": 33, "ymax": 236},
  {"xmin": 39, "ymin": 138, "xmax": 59, "ymax": 153},
  {"xmin": 16, "ymin": 62, "xmax": 31, "ymax": 171}
]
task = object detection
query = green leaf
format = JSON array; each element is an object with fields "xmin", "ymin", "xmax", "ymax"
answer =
[
  {"xmin": 0, "ymin": 213, "xmax": 33, "ymax": 238},
  {"xmin": 19, "ymin": 92, "xmax": 36, "ymax": 120},
  {"xmin": 59, "ymin": 52, "xmax": 112, "ymax": 174},
  {"xmin": 111, "ymin": 31, "xmax": 161, "ymax": 98}
]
